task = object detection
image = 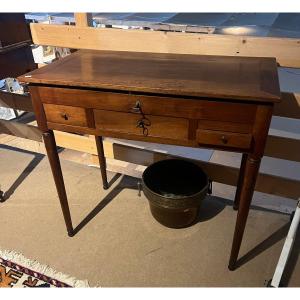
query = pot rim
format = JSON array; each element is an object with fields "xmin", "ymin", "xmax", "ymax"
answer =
[{"xmin": 142, "ymin": 158, "xmax": 209, "ymax": 201}]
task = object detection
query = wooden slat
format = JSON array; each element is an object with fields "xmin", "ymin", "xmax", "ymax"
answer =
[
  {"xmin": 110, "ymin": 143, "xmax": 300, "ymax": 200},
  {"xmin": 53, "ymin": 127, "xmax": 300, "ymax": 163},
  {"xmin": 0, "ymin": 44, "xmax": 36, "ymax": 79},
  {"xmin": 0, "ymin": 13, "xmax": 32, "ymax": 48},
  {"xmin": 265, "ymin": 135, "xmax": 300, "ymax": 162},
  {"xmin": 0, "ymin": 122, "xmax": 298, "ymax": 199},
  {"xmin": 52, "ymin": 131, "xmax": 300, "ymax": 199},
  {"xmin": 54, "ymin": 131, "xmax": 97, "ymax": 155},
  {"xmin": 0, "ymin": 41, "xmax": 32, "ymax": 54},
  {"xmin": 0, "ymin": 91, "xmax": 33, "ymax": 112},
  {"xmin": 74, "ymin": 13, "xmax": 93, "ymax": 27},
  {"xmin": 53, "ymin": 131, "xmax": 115, "ymax": 159},
  {"xmin": 38, "ymin": 63, "xmax": 47, "ymax": 68},
  {"xmin": 274, "ymin": 92, "xmax": 300, "ymax": 119},
  {"xmin": 30, "ymin": 23, "xmax": 300, "ymax": 68},
  {"xmin": 0, "ymin": 119, "xmax": 42, "ymax": 141}
]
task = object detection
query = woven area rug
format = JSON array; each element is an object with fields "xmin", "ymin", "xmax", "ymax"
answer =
[{"xmin": 0, "ymin": 249, "xmax": 89, "ymax": 288}]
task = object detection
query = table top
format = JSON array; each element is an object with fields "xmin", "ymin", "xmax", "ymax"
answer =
[{"xmin": 19, "ymin": 50, "xmax": 281, "ymax": 103}]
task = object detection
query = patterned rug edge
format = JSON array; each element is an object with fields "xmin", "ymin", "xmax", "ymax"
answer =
[{"xmin": 0, "ymin": 248, "xmax": 91, "ymax": 287}]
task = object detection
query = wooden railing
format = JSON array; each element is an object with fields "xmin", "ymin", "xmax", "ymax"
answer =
[
  {"xmin": 30, "ymin": 22, "xmax": 300, "ymax": 68},
  {"xmin": 0, "ymin": 13, "xmax": 299, "ymax": 201}
]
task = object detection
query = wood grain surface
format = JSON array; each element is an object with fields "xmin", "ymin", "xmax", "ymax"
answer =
[
  {"xmin": 36, "ymin": 86, "xmax": 258, "ymax": 123},
  {"xmin": 94, "ymin": 109, "xmax": 189, "ymax": 141},
  {"xmin": 18, "ymin": 50, "xmax": 281, "ymax": 102}
]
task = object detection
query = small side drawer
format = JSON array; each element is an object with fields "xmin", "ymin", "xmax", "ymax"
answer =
[
  {"xmin": 94, "ymin": 109, "xmax": 189, "ymax": 140},
  {"xmin": 44, "ymin": 104, "xmax": 90, "ymax": 127},
  {"xmin": 196, "ymin": 129, "xmax": 253, "ymax": 150}
]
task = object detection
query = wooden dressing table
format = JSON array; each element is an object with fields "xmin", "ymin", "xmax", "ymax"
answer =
[{"xmin": 18, "ymin": 50, "xmax": 281, "ymax": 270}]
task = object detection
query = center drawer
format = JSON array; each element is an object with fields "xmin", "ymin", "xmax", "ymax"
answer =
[{"xmin": 94, "ymin": 109, "xmax": 189, "ymax": 140}]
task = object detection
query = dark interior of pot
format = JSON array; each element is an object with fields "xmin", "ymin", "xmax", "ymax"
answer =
[{"xmin": 143, "ymin": 159, "xmax": 208, "ymax": 199}]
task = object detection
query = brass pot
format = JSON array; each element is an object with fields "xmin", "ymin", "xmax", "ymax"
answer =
[{"xmin": 142, "ymin": 159, "xmax": 209, "ymax": 228}]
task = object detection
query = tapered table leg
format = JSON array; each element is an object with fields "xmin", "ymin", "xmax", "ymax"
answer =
[
  {"xmin": 43, "ymin": 131, "xmax": 74, "ymax": 237},
  {"xmin": 233, "ymin": 153, "xmax": 248, "ymax": 210},
  {"xmin": 95, "ymin": 136, "xmax": 109, "ymax": 190},
  {"xmin": 228, "ymin": 155, "xmax": 261, "ymax": 270}
]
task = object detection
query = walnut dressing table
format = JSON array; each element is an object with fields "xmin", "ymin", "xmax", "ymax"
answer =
[{"xmin": 18, "ymin": 50, "xmax": 281, "ymax": 270}]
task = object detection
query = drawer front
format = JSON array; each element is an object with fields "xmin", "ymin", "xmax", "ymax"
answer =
[
  {"xmin": 94, "ymin": 110, "xmax": 189, "ymax": 140},
  {"xmin": 197, "ymin": 120, "xmax": 253, "ymax": 134},
  {"xmin": 196, "ymin": 129, "xmax": 253, "ymax": 150},
  {"xmin": 44, "ymin": 104, "xmax": 90, "ymax": 127},
  {"xmin": 37, "ymin": 86, "xmax": 257, "ymax": 124}
]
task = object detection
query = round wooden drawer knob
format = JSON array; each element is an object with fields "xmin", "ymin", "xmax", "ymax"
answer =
[{"xmin": 221, "ymin": 135, "xmax": 228, "ymax": 144}]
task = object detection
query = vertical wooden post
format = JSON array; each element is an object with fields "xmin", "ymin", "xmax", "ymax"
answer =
[
  {"xmin": 74, "ymin": 13, "xmax": 110, "ymax": 190},
  {"xmin": 74, "ymin": 13, "xmax": 93, "ymax": 27}
]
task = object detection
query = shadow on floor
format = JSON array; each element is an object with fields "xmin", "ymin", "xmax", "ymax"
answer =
[
  {"xmin": 72, "ymin": 175, "xmax": 288, "ymax": 232},
  {"xmin": 198, "ymin": 196, "xmax": 228, "ymax": 222},
  {"xmin": 73, "ymin": 174, "xmax": 137, "ymax": 235},
  {"xmin": 73, "ymin": 174, "xmax": 297, "ymax": 278},
  {"xmin": 73, "ymin": 178, "xmax": 229, "ymax": 235},
  {"xmin": 235, "ymin": 222, "xmax": 291, "ymax": 269},
  {"xmin": 0, "ymin": 145, "xmax": 45, "ymax": 203}
]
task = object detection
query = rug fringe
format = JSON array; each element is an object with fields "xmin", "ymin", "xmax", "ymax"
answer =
[{"xmin": 0, "ymin": 248, "xmax": 90, "ymax": 287}]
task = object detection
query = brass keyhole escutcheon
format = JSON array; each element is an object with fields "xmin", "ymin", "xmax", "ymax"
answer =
[
  {"xmin": 221, "ymin": 135, "xmax": 228, "ymax": 144},
  {"xmin": 131, "ymin": 101, "xmax": 142, "ymax": 113}
]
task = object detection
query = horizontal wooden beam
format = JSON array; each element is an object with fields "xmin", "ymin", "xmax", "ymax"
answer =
[
  {"xmin": 1, "ymin": 126, "xmax": 298, "ymax": 199},
  {"xmin": 30, "ymin": 23, "xmax": 300, "ymax": 68},
  {"xmin": 274, "ymin": 92, "xmax": 300, "ymax": 120},
  {"xmin": 0, "ymin": 119, "xmax": 42, "ymax": 142},
  {"xmin": 0, "ymin": 44, "xmax": 36, "ymax": 79},
  {"xmin": 54, "ymin": 131, "xmax": 97, "ymax": 155},
  {"xmin": 265, "ymin": 135, "xmax": 300, "ymax": 162},
  {"xmin": 0, "ymin": 91, "xmax": 33, "ymax": 112},
  {"xmin": 54, "ymin": 132, "xmax": 300, "ymax": 199},
  {"xmin": 0, "ymin": 41, "xmax": 32, "ymax": 54},
  {"xmin": 54, "ymin": 129, "xmax": 300, "ymax": 163},
  {"xmin": 104, "ymin": 143, "xmax": 300, "ymax": 200}
]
